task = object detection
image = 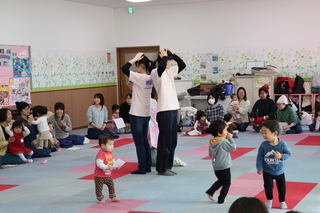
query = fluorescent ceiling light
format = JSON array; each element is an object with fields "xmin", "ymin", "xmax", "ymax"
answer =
[{"xmin": 126, "ymin": 0, "xmax": 151, "ymax": 2}]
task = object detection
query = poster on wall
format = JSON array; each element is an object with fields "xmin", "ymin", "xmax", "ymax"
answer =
[
  {"xmin": 199, "ymin": 53, "xmax": 220, "ymax": 82},
  {"xmin": 0, "ymin": 45, "xmax": 32, "ymax": 106}
]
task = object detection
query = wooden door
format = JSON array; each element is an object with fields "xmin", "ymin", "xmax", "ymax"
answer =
[{"xmin": 116, "ymin": 46, "xmax": 160, "ymax": 104}]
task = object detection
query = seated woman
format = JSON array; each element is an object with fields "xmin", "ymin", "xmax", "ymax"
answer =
[
  {"xmin": 119, "ymin": 93, "xmax": 132, "ymax": 133},
  {"xmin": 15, "ymin": 102, "xmax": 51, "ymax": 158},
  {"xmin": 204, "ymin": 94, "xmax": 224, "ymax": 122},
  {"xmin": 226, "ymin": 87, "xmax": 250, "ymax": 132},
  {"xmin": 251, "ymin": 84, "xmax": 276, "ymax": 121},
  {"xmin": 86, "ymin": 93, "xmax": 119, "ymax": 139},
  {"xmin": 276, "ymin": 95, "xmax": 302, "ymax": 134},
  {"xmin": 0, "ymin": 108, "xmax": 33, "ymax": 167},
  {"xmin": 49, "ymin": 102, "xmax": 90, "ymax": 148}
]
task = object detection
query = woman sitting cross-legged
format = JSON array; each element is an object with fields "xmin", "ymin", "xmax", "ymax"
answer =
[{"xmin": 49, "ymin": 102, "xmax": 90, "ymax": 148}]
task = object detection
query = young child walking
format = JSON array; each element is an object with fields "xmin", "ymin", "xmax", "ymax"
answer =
[
  {"xmin": 111, "ymin": 104, "xmax": 125, "ymax": 134},
  {"xmin": 256, "ymin": 120, "xmax": 291, "ymax": 210},
  {"xmin": 5, "ymin": 120, "xmax": 34, "ymax": 163},
  {"xmin": 206, "ymin": 120, "xmax": 236, "ymax": 204},
  {"xmin": 94, "ymin": 133, "xmax": 121, "ymax": 204},
  {"xmin": 32, "ymin": 105, "xmax": 51, "ymax": 149}
]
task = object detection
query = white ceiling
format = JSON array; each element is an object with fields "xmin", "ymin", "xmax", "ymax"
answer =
[{"xmin": 65, "ymin": 0, "xmax": 225, "ymax": 8}]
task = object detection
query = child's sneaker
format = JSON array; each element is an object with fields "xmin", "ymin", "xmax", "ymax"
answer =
[
  {"xmin": 265, "ymin": 200, "xmax": 272, "ymax": 209},
  {"xmin": 280, "ymin": 202, "xmax": 287, "ymax": 209}
]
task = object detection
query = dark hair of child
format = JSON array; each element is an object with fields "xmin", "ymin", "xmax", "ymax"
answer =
[
  {"xmin": 196, "ymin": 111, "xmax": 205, "ymax": 121},
  {"xmin": 112, "ymin": 104, "xmax": 120, "ymax": 112},
  {"xmin": 54, "ymin": 102, "xmax": 65, "ymax": 111},
  {"xmin": 260, "ymin": 120, "xmax": 280, "ymax": 134},
  {"xmin": 230, "ymin": 93, "xmax": 237, "ymax": 99},
  {"xmin": 98, "ymin": 133, "xmax": 114, "ymax": 147},
  {"xmin": 33, "ymin": 105, "xmax": 47, "ymax": 117},
  {"xmin": 209, "ymin": 120, "xmax": 227, "ymax": 137},
  {"xmin": 248, "ymin": 112, "xmax": 257, "ymax": 119},
  {"xmin": 224, "ymin": 113, "xmax": 232, "ymax": 122},
  {"xmin": 12, "ymin": 120, "xmax": 24, "ymax": 130},
  {"xmin": 125, "ymin": 93, "xmax": 132, "ymax": 99},
  {"xmin": 93, "ymin": 93, "xmax": 105, "ymax": 106}
]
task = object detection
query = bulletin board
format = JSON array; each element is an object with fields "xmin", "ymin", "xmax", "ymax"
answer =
[{"xmin": 0, "ymin": 44, "xmax": 31, "ymax": 106}]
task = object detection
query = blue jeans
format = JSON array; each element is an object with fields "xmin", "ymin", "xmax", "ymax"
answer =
[
  {"xmin": 156, "ymin": 110, "xmax": 178, "ymax": 173},
  {"xmin": 86, "ymin": 127, "xmax": 119, "ymax": 139},
  {"xmin": 309, "ymin": 123, "xmax": 320, "ymax": 132},
  {"xmin": 312, "ymin": 87, "xmax": 320, "ymax": 94},
  {"xmin": 1, "ymin": 153, "xmax": 32, "ymax": 165},
  {"xmin": 234, "ymin": 122, "xmax": 249, "ymax": 132},
  {"xmin": 58, "ymin": 134, "xmax": 85, "ymax": 148},
  {"xmin": 130, "ymin": 115, "xmax": 151, "ymax": 172},
  {"xmin": 286, "ymin": 123, "xmax": 303, "ymax": 134}
]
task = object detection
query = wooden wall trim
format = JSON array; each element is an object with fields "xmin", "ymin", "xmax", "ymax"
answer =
[{"xmin": 30, "ymin": 86, "xmax": 117, "ymax": 129}]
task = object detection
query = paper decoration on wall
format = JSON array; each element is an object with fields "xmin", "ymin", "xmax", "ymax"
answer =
[
  {"xmin": 0, "ymin": 45, "xmax": 32, "ymax": 106},
  {"xmin": 199, "ymin": 53, "xmax": 220, "ymax": 82}
]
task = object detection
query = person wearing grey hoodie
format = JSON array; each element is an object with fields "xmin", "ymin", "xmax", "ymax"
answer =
[{"xmin": 205, "ymin": 120, "xmax": 236, "ymax": 204}]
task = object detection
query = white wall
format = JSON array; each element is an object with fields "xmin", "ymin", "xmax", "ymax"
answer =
[
  {"xmin": 114, "ymin": 0, "xmax": 320, "ymax": 80},
  {"xmin": 1, "ymin": 0, "xmax": 115, "ymax": 52},
  {"xmin": 114, "ymin": 0, "xmax": 320, "ymax": 51}
]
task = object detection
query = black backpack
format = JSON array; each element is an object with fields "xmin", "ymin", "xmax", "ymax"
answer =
[
  {"xmin": 292, "ymin": 74, "xmax": 305, "ymax": 94},
  {"xmin": 275, "ymin": 80, "xmax": 289, "ymax": 94}
]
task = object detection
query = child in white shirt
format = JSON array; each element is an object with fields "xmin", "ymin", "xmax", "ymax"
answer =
[
  {"xmin": 229, "ymin": 93, "xmax": 241, "ymax": 121},
  {"xmin": 31, "ymin": 105, "xmax": 52, "ymax": 149}
]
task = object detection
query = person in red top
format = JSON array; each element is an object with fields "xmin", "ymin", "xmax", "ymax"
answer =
[
  {"xmin": 94, "ymin": 134, "xmax": 121, "ymax": 204},
  {"xmin": 248, "ymin": 113, "xmax": 267, "ymax": 133},
  {"xmin": 5, "ymin": 120, "xmax": 33, "ymax": 163}
]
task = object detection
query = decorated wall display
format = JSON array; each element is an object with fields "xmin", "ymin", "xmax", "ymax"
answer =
[
  {"xmin": 176, "ymin": 46, "xmax": 320, "ymax": 83},
  {"xmin": 0, "ymin": 45, "xmax": 31, "ymax": 106},
  {"xmin": 31, "ymin": 51, "xmax": 116, "ymax": 89}
]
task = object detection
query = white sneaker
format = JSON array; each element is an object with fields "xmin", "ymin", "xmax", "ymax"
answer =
[
  {"xmin": 83, "ymin": 137, "xmax": 90, "ymax": 144},
  {"xmin": 265, "ymin": 200, "xmax": 272, "ymax": 209},
  {"xmin": 280, "ymin": 202, "xmax": 287, "ymax": 209}
]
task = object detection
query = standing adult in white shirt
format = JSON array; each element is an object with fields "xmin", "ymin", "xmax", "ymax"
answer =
[
  {"xmin": 151, "ymin": 48, "xmax": 186, "ymax": 176},
  {"xmin": 121, "ymin": 52, "xmax": 154, "ymax": 174}
]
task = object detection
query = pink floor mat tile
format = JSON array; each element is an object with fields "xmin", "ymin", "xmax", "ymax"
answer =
[
  {"xmin": 216, "ymin": 173, "xmax": 264, "ymax": 196},
  {"xmin": 279, "ymin": 133, "xmax": 311, "ymax": 142},
  {"xmin": 78, "ymin": 199, "xmax": 149, "ymax": 213},
  {"xmin": 202, "ymin": 147, "xmax": 256, "ymax": 160},
  {"xmin": 184, "ymin": 144, "xmax": 208, "ymax": 155}
]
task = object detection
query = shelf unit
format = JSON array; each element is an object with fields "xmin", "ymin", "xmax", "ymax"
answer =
[{"xmin": 274, "ymin": 94, "xmax": 317, "ymax": 113}]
